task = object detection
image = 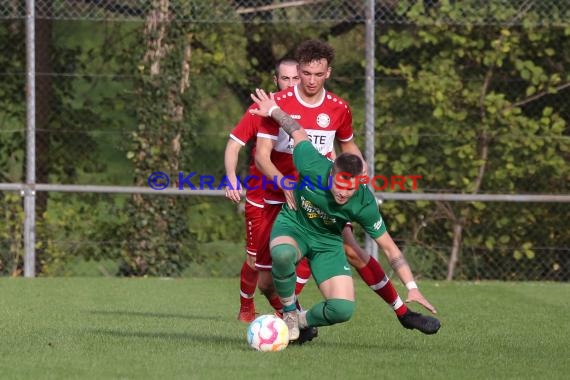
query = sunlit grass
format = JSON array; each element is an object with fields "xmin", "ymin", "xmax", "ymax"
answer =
[{"xmin": 0, "ymin": 278, "xmax": 567, "ymax": 379}]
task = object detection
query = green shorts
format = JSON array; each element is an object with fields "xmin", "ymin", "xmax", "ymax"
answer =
[{"xmin": 271, "ymin": 212, "xmax": 352, "ymax": 286}]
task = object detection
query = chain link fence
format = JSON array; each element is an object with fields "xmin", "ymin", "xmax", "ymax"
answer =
[
  {"xmin": 1, "ymin": 1, "xmax": 569, "ymax": 280},
  {"xmin": 2, "ymin": 1, "xmax": 569, "ymax": 25}
]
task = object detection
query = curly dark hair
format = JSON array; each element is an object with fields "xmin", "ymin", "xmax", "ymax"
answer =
[{"xmin": 294, "ymin": 39, "xmax": 335, "ymax": 66}]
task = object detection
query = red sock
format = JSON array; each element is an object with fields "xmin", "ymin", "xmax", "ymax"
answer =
[
  {"xmin": 239, "ymin": 261, "xmax": 258, "ymax": 308},
  {"xmin": 295, "ymin": 258, "xmax": 311, "ymax": 296},
  {"xmin": 268, "ymin": 294, "xmax": 283, "ymax": 312},
  {"xmin": 357, "ymin": 257, "xmax": 408, "ymax": 317}
]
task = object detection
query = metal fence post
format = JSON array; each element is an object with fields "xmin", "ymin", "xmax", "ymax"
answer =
[
  {"xmin": 24, "ymin": 0, "xmax": 36, "ymax": 277},
  {"xmin": 364, "ymin": 0, "xmax": 378, "ymax": 259}
]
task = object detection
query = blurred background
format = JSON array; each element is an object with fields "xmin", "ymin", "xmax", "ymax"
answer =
[{"xmin": 0, "ymin": 0, "xmax": 568, "ymax": 281}]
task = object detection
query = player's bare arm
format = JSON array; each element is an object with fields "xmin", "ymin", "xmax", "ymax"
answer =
[
  {"xmin": 224, "ymin": 138, "xmax": 244, "ymax": 203},
  {"xmin": 338, "ymin": 139, "xmax": 363, "ymax": 160},
  {"xmin": 375, "ymin": 232, "xmax": 438, "ymax": 314},
  {"xmin": 341, "ymin": 225, "xmax": 370, "ymax": 269}
]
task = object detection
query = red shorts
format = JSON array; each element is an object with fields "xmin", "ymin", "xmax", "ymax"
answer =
[
  {"xmin": 254, "ymin": 202, "xmax": 283, "ymax": 271},
  {"xmin": 244, "ymin": 199, "xmax": 264, "ymax": 257}
]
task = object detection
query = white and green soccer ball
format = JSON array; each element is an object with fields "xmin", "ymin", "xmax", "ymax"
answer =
[{"xmin": 247, "ymin": 314, "xmax": 289, "ymax": 352}]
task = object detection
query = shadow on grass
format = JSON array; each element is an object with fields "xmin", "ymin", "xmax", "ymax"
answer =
[
  {"xmin": 87, "ymin": 310, "xmax": 224, "ymax": 321},
  {"xmin": 87, "ymin": 328, "xmax": 244, "ymax": 345}
]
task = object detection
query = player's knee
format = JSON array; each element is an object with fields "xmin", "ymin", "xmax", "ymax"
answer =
[
  {"xmin": 325, "ymin": 299, "xmax": 355, "ymax": 324},
  {"xmin": 271, "ymin": 244, "xmax": 297, "ymax": 273}
]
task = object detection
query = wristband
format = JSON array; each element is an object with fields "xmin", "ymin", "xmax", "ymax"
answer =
[
  {"xmin": 405, "ymin": 281, "xmax": 418, "ymax": 290},
  {"xmin": 267, "ymin": 105, "xmax": 280, "ymax": 118}
]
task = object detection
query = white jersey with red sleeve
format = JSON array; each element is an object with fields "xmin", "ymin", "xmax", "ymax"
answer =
[
  {"xmin": 257, "ymin": 85, "xmax": 354, "ymax": 203},
  {"xmin": 229, "ymin": 103, "xmax": 265, "ymax": 207}
]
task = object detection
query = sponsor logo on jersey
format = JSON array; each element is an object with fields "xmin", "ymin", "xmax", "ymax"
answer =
[
  {"xmin": 300, "ymin": 196, "xmax": 336, "ymax": 225},
  {"xmin": 316, "ymin": 113, "xmax": 330, "ymax": 128},
  {"xmin": 373, "ymin": 219, "xmax": 384, "ymax": 231}
]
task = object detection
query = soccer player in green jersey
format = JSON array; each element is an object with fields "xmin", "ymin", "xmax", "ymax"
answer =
[{"xmin": 250, "ymin": 88, "xmax": 441, "ymax": 341}]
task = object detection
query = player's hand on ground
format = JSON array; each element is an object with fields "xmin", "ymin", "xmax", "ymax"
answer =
[
  {"xmin": 405, "ymin": 288, "xmax": 437, "ymax": 314},
  {"xmin": 250, "ymin": 88, "xmax": 277, "ymax": 117}
]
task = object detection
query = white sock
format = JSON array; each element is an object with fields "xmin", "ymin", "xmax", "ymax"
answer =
[
  {"xmin": 281, "ymin": 294, "xmax": 296, "ymax": 312},
  {"xmin": 298, "ymin": 310, "xmax": 308, "ymax": 329}
]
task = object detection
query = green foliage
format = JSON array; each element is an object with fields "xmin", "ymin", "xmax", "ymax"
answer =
[
  {"xmin": 0, "ymin": 193, "xmax": 24, "ymax": 276},
  {"xmin": 117, "ymin": 5, "xmax": 201, "ymax": 276},
  {"xmin": 0, "ymin": 21, "xmax": 25, "ymax": 184},
  {"xmin": 37, "ymin": 194, "xmax": 129, "ymax": 276},
  {"xmin": 36, "ymin": 204, "xmax": 85, "ymax": 276},
  {"xmin": 376, "ymin": 2, "xmax": 569, "ymax": 279},
  {"xmin": 1, "ymin": 5, "xmax": 568, "ymax": 280}
]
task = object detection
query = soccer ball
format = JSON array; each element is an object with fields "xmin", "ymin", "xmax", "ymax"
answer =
[{"xmin": 246, "ymin": 314, "xmax": 289, "ymax": 352}]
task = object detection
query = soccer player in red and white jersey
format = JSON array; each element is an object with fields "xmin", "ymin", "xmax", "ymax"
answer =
[
  {"xmin": 255, "ymin": 40, "xmax": 430, "ymax": 339},
  {"xmin": 255, "ymin": 40, "xmax": 362, "ymax": 341},
  {"xmin": 224, "ymin": 58, "xmax": 312, "ymax": 323}
]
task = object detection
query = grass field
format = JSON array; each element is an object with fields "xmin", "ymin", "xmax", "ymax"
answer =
[{"xmin": 0, "ymin": 278, "xmax": 568, "ymax": 380}]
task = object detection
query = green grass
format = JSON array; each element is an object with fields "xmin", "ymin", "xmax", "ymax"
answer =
[{"xmin": 0, "ymin": 279, "xmax": 568, "ymax": 380}]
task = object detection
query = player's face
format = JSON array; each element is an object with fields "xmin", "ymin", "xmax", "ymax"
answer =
[
  {"xmin": 330, "ymin": 175, "xmax": 357, "ymax": 205},
  {"xmin": 298, "ymin": 59, "xmax": 331, "ymax": 98},
  {"xmin": 275, "ymin": 63, "xmax": 300, "ymax": 90}
]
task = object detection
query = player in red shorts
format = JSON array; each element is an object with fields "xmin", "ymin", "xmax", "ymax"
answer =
[
  {"xmin": 255, "ymin": 40, "xmax": 364, "ymax": 342},
  {"xmin": 255, "ymin": 40, "xmax": 437, "ymax": 342},
  {"xmin": 224, "ymin": 58, "xmax": 311, "ymax": 323}
]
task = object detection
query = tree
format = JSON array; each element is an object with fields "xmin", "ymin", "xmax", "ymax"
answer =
[
  {"xmin": 375, "ymin": 1, "xmax": 569, "ymax": 280},
  {"xmin": 118, "ymin": 0, "xmax": 195, "ymax": 276}
]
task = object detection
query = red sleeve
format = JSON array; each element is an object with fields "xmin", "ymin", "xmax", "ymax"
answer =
[
  {"xmin": 229, "ymin": 104, "xmax": 260, "ymax": 145},
  {"xmin": 256, "ymin": 115, "xmax": 280, "ymax": 141},
  {"xmin": 335, "ymin": 104, "xmax": 354, "ymax": 142}
]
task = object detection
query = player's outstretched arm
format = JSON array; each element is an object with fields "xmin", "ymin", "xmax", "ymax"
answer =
[
  {"xmin": 250, "ymin": 88, "xmax": 308, "ymax": 147},
  {"xmin": 374, "ymin": 232, "xmax": 438, "ymax": 314}
]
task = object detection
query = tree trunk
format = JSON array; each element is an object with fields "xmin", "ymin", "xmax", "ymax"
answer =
[
  {"xmin": 121, "ymin": 0, "xmax": 192, "ymax": 276},
  {"xmin": 446, "ymin": 221, "xmax": 463, "ymax": 281}
]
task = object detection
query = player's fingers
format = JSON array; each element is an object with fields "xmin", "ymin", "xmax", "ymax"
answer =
[
  {"xmin": 406, "ymin": 296, "xmax": 437, "ymax": 314},
  {"xmin": 418, "ymin": 298, "xmax": 437, "ymax": 314},
  {"xmin": 256, "ymin": 88, "xmax": 267, "ymax": 100},
  {"xmin": 287, "ymin": 199, "xmax": 296, "ymax": 210},
  {"xmin": 227, "ymin": 189, "xmax": 240, "ymax": 203},
  {"xmin": 286, "ymin": 192, "xmax": 297, "ymax": 210}
]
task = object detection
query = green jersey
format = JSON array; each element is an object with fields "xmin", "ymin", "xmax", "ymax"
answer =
[{"xmin": 281, "ymin": 140, "xmax": 387, "ymax": 240}]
